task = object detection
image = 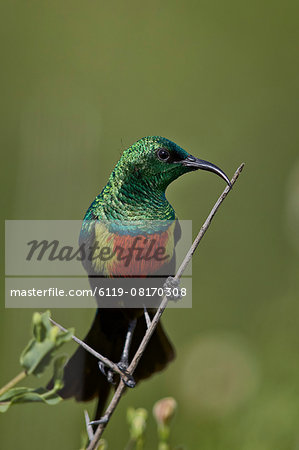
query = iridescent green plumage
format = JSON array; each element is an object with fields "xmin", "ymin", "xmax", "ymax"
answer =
[{"xmin": 84, "ymin": 136, "xmax": 191, "ymax": 223}]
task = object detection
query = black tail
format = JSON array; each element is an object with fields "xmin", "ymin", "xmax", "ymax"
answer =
[{"xmin": 54, "ymin": 310, "xmax": 175, "ymax": 419}]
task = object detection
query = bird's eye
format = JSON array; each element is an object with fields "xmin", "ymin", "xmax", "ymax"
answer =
[{"xmin": 157, "ymin": 148, "xmax": 170, "ymax": 161}]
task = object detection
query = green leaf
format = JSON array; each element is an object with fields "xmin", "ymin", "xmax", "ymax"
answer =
[
  {"xmin": 0, "ymin": 355, "xmax": 66, "ymax": 412},
  {"xmin": 20, "ymin": 311, "xmax": 74, "ymax": 376}
]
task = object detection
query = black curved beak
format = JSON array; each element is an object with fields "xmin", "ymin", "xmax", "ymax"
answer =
[{"xmin": 181, "ymin": 155, "xmax": 231, "ymax": 187}]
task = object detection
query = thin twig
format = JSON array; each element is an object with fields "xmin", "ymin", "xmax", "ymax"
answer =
[
  {"xmin": 84, "ymin": 410, "xmax": 95, "ymax": 442},
  {"xmin": 0, "ymin": 370, "xmax": 27, "ymax": 397},
  {"xmin": 49, "ymin": 318, "xmax": 134, "ymax": 386},
  {"xmin": 87, "ymin": 163, "xmax": 245, "ymax": 450},
  {"xmin": 143, "ymin": 307, "xmax": 152, "ymax": 329}
]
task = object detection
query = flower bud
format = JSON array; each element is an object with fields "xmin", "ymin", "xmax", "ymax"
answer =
[{"xmin": 153, "ymin": 397, "xmax": 177, "ymax": 426}]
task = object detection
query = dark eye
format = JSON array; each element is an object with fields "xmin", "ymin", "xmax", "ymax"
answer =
[{"xmin": 157, "ymin": 148, "xmax": 170, "ymax": 161}]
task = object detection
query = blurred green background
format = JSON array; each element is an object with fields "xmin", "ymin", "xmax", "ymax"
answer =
[{"xmin": 1, "ymin": 0, "xmax": 299, "ymax": 449}]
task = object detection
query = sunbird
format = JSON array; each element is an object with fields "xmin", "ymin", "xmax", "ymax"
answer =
[{"xmin": 57, "ymin": 136, "xmax": 230, "ymax": 420}]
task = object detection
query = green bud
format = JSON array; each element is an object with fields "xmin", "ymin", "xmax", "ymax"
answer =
[{"xmin": 127, "ymin": 407, "xmax": 148, "ymax": 441}]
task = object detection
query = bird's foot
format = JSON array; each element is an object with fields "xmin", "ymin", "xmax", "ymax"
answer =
[
  {"xmin": 163, "ymin": 276, "xmax": 183, "ymax": 301},
  {"xmin": 98, "ymin": 361, "xmax": 116, "ymax": 385},
  {"xmin": 98, "ymin": 361, "xmax": 135, "ymax": 388},
  {"xmin": 116, "ymin": 360, "xmax": 136, "ymax": 388}
]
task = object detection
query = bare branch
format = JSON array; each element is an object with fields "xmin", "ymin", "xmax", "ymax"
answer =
[
  {"xmin": 49, "ymin": 318, "xmax": 134, "ymax": 386},
  {"xmin": 87, "ymin": 163, "xmax": 245, "ymax": 450},
  {"xmin": 84, "ymin": 410, "xmax": 94, "ymax": 442}
]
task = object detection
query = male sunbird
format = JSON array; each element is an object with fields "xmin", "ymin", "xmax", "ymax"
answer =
[{"xmin": 57, "ymin": 136, "xmax": 230, "ymax": 420}]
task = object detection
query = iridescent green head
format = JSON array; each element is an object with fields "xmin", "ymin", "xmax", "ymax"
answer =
[
  {"xmin": 112, "ymin": 136, "xmax": 230, "ymax": 191},
  {"xmin": 86, "ymin": 136, "xmax": 230, "ymax": 222}
]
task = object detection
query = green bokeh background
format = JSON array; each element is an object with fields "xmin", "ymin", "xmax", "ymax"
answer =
[{"xmin": 1, "ymin": 1, "xmax": 299, "ymax": 449}]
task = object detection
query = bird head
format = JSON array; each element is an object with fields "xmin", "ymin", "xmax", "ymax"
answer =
[{"xmin": 115, "ymin": 136, "xmax": 230, "ymax": 190}]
